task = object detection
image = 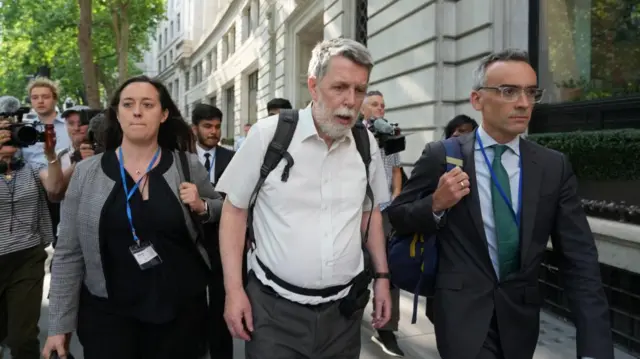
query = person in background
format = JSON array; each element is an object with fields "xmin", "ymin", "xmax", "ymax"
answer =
[
  {"xmin": 361, "ymin": 89, "xmax": 404, "ymax": 357},
  {"xmin": 233, "ymin": 123, "xmax": 252, "ymax": 151},
  {"xmin": 444, "ymin": 114, "xmax": 478, "ymax": 139},
  {"xmin": 266, "ymin": 98, "xmax": 292, "ymax": 116},
  {"xmin": 0, "ymin": 114, "xmax": 65, "ymax": 359},
  {"xmin": 22, "ymin": 78, "xmax": 72, "ymax": 245},
  {"xmin": 191, "ymin": 104, "xmax": 235, "ymax": 186},
  {"xmin": 57, "ymin": 106, "xmax": 95, "ymax": 170},
  {"xmin": 42, "ymin": 75, "xmax": 224, "ymax": 359},
  {"xmin": 191, "ymin": 103, "xmax": 235, "ymax": 358}
]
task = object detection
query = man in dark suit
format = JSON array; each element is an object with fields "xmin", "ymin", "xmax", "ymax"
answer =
[
  {"xmin": 191, "ymin": 103, "xmax": 235, "ymax": 358},
  {"xmin": 387, "ymin": 49, "xmax": 613, "ymax": 359}
]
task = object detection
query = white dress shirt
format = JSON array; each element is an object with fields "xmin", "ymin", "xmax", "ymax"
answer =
[
  {"xmin": 196, "ymin": 143, "xmax": 217, "ymax": 184},
  {"xmin": 216, "ymin": 106, "xmax": 390, "ymax": 305}
]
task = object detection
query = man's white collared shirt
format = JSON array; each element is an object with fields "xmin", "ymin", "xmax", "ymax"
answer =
[
  {"xmin": 196, "ymin": 143, "xmax": 217, "ymax": 184},
  {"xmin": 216, "ymin": 106, "xmax": 389, "ymax": 305}
]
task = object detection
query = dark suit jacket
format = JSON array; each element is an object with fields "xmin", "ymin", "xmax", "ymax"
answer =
[
  {"xmin": 387, "ymin": 132, "xmax": 613, "ymax": 359},
  {"xmin": 213, "ymin": 146, "xmax": 235, "ymax": 185}
]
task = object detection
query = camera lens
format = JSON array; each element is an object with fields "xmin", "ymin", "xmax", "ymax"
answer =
[{"xmin": 15, "ymin": 126, "xmax": 38, "ymax": 146}]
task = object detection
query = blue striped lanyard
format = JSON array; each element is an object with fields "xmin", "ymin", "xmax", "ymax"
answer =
[{"xmin": 118, "ymin": 147, "xmax": 161, "ymax": 243}]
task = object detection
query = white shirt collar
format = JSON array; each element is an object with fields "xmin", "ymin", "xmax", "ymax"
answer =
[
  {"xmin": 196, "ymin": 143, "xmax": 217, "ymax": 159},
  {"xmin": 475, "ymin": 125, "xmax": 520, "ymax": 156}
]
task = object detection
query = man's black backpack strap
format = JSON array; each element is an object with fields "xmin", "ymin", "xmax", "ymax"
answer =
[
  {"xmin": 351, "ymin": 122, "xmax": 374, "ymax": 244},
  {"xmin": 246, "ymin": 109, "xmax": 299, "ymax": 249}
]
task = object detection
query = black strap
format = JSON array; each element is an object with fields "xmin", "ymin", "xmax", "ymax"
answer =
[
  {"xmin": 178, "ymin": 151, "xmax": 205, "ymax": 245},
  {"xmin": 351, "ymin": 122, "xmax": 374, "ymax": 244},
  {"xmin": 246, "ymin": 109, "xmax": 299, "ymax": 249},
  {"xmin": 256, "ymin": 256, "xmax": 366, "ymax": 298}
]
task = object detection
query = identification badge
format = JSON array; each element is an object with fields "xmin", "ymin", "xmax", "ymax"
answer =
[{"xmin": 129, "ymin": 241, "xmax": 162, "ymax": 270}]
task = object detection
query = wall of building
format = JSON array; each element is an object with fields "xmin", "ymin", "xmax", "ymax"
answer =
[{"xmin": 366, "ymin": 0, "xmax": 529, "ymax": 168}]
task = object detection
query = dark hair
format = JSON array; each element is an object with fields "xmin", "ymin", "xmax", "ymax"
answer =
[
  {"xmin": 444, "ymin": 115, "xmax": 478, "ymax": 139},
  {"xmin": 366, "ymin": 90, "xmax": 383, "ymax": 98},
  {"xmin": 192, "ymin": 103, "xmax": 223, "ymax": 125},
  {"xmin": 103, "ymin": 75, "xmax": 195, "ymax": 152},
  {"xmin": 267, "ymin": 98, "xmax": 292, "ymax": 112}
]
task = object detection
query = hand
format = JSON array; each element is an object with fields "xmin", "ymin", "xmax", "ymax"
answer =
[
  {"xmin": 431, "ymin": 166, "xmax": 470, "ymax": 212},
  {"xmin": 179, "ymin": 182, "xmax": 204, "ymax": 213},
  {"xmin": 78, "ymin": 144, "xmax": 95, "ymax": 159},
  {"xmin": 44, "ymin": 128, "xmax": 58, "ymax": 160},
  {"xmin": 224, "ymin": 288, "xmax": 254, "ymax": 341},
  {"xmin": 0, "ymin": 122, "xmax": 10, "ymax": 147},
  {"xmin": 42, "ymin": 334, "xmax": 68, "ymax": 358},
  {"xmin": 371, "ymin": 279, "xmax": 392, "ymax": 329}
]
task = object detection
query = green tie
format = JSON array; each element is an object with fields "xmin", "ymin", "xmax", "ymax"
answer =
[{"xmin": 491, "ymin": 144, "xmax": 520, "ymax": 279}]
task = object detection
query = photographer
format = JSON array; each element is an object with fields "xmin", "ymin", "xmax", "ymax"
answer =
[
  {"xmin": 57, "ymin": 106, "xmax": 96, "ymax": 170},
  {"xmin": 361, "ymin": 90, "xmax": 405, "ymax": 357},
  {"xmin": 0, "ymin": 114, "xmax": 65, "ymax": 359}
]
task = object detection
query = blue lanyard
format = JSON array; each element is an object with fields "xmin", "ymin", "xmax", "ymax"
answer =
[
  {"xmin": 476, "ymin": 129, "xmax": 523, "ymax": 228},
  {"xmin": 118, "ymin": 147, "xmax": 161, "ymax": 243}
]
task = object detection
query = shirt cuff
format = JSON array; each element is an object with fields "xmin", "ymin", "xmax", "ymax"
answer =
[{"xmin": 433, "ymin": 211, "xmax": 445, "ymax": 223}]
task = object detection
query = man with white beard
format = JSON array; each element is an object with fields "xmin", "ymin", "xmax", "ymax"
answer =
[{"xmin": 215, "ymin": 38, "xmax": 392, "ymax": 359}]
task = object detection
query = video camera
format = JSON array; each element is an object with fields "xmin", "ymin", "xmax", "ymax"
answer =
[
  {"xmin": 79, "ymin": 109, "xmax": 103, "ymax": 127},
  {"xmin": 366, "ymin": 117, "xmax": 406, "ymax": 155},
  {"xmin": 0, "ymin": 104, "xmax": 46, "ymax": 148}
]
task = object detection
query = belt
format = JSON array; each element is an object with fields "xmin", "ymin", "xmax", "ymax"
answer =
[{"xmin": 255, "ymin": 256, "xmax": 365, "ymax": 298}]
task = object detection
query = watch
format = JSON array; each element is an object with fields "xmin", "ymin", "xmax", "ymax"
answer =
[{"xmin": 373, "ymin": 272, "xmax": 390, "ymax": 279}]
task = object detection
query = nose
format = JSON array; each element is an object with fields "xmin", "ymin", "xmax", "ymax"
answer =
[
  {"xmin": 343, "ymin": 88, "xmax": 357, "ymax": 108},
  {"xmin": 515, "ymin": 90, "xmax": 531, "ymax": 109},
  {"xmin": 132, "ymin": 104, "xmax": 142, "ymax": 117}
]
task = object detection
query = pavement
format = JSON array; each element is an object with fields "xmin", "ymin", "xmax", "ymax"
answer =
[{"xmin": 3, "ymin": 273, "xmax": 633, "ymax": 359}]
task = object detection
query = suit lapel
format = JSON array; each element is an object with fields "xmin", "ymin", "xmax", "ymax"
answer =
[
  {"xmin": 518, "ymin": 139, "xmax": 542, "ymax": 265},
  {"xmin": 461, "ymin": 134, "xmax": 490, "ymax": 249},
  {"xmin": 214, "ymin": 148, "xmax": 226, "ymax": 184}
]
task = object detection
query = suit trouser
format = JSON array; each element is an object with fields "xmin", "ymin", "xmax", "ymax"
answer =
[
  {"xmin": 379, "ymin": 210, "xmax": 401, "ymax": 332},
  {"xmin": 0, "ymin": 244, "xmax": 46, "ymax": 359},
  {"xmin": 245, "ymin": 274, "xmax": 362, "ymax": 359}
]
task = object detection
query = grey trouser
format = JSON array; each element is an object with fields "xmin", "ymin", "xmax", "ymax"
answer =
[
  {"xmin": 379, "ymin": 210, "xmax": 401, "ymax": 332},
  {"xmin": 245, "ymin": 274, "xmax": 362, "ymax": 359}
]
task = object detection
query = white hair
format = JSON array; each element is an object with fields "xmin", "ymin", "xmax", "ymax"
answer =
[{"xmin": 307, "ymin": 38, "xmax": 374, "ymax": 80}]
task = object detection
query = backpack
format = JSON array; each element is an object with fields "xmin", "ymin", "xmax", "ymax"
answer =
[
  {"xmin": 245, "ymin": 109, "xmax": 375, "ymax": 266},
  {"xmin": 387, "ymin": 137, "xmax": 463, "ymax": 324}
]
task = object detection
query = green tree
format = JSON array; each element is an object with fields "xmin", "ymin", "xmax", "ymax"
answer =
[{"xmin": 0, "ymin": 0, "xmax": 165, "ymax": 105}]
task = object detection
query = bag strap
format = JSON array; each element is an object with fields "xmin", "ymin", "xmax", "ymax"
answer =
[
  {"xmin": 246, "ymin": 109, "xmax": 299, "ymax": 250},
  {"xmin": 442, "ymin": 137, "xmax": 463, "ymax": 172},
  {"xmin": 178, "ymin": 151, "xmax": 206, "ymax": 247},
  {"xmin": 351, "ymin": 122, "xmax": 374, "ymax": 244}
]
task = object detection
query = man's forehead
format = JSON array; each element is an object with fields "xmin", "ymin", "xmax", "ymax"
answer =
[
  {"xmin": 367, "ymin": 95, "xmax": 384, "ymax": 104},
  {"xmin": 31, "ymin": 87, "xmax": 53, "ymax": 95},
  {"xmin": 485, "ymin": 60, "xmax": 537, "ymax": 85}
]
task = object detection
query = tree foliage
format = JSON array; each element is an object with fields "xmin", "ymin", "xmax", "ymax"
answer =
[{"xmin": 0, "ymin": 0, "xmax": 165, "ymax": 104}]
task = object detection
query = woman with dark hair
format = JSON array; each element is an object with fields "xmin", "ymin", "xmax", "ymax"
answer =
[
  {"xmin": 43, "ymin": 76, "xmax": 223, "ymax": 359},
  {"xmin": 444, "ymin": 114, "xmax": 479, "ymax": 139}
]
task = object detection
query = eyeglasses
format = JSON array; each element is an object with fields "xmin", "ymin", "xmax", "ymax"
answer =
[{"xmin": 478, "ymin": 86, "xmax": 545, "ymax": 103}]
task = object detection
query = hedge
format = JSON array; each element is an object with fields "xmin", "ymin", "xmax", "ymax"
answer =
[{"xmin": 527, "ymin": 129, "xmax": 640, "ymax": 181}]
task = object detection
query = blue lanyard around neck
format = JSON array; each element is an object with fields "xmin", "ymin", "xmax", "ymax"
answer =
[
  {"xmin": 118, "ymin": 147, "xmax": 161, "ymax": 243},
  {"xmin": 476, "ymin": 129, "xmax": 523, "ymax": 228}
]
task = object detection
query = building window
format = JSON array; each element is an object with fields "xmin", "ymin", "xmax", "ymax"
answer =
[
  {"xmin": 248, "ymin": 71, "xmax": 258, "ymax": 124},
  {"xmin": 229, "ymin": 26, "xmax": 236, "ymax": 55},
  {"xmin": 163, "ymin": 55, "xmax": 167, "ymax": 69},
  {"xmin": 158, "ymin": 60, "xmax": 161, "ymax": 74},
  {"xmin": 170, "ymin": 20, "xmax": 174, "ymax": 38},
  {"xmin": 169, "ymin": 50, "xmax": 173, "ymax": 63},
  {"xmin": 211, "ymin": 47, "xmax": 218, "ymax": 71},
  {"xmin": 177, "ymin": 13, "xmax": 181, "ymax": 32},
  {"xmin": 355, "ymin": 0, "xmax": 368, "ymax": 46},
  {"xmin": 225, "ymin": 86, "xmax": 235, "ymax": 139},
  {"xmin": 243, "ymin": 5, "xmax": 253, "ymax": 40},
  {"xmin": 164, "ymin": 28, "xmax": 168, "ymax": 45},
  {"xmin": 174, "ymin": 79, "xmax": 179, "ymax": 98},
  {"xmin": 185, "ymin": 71, "xmax": 190, "ymax": 91},
  {"xmin": 158, "ymin": 34, "xmax": 162, "ymax": 50},
  {"xmin": 537, "ymin": 0, "xmax": 640, "ymax": 103}
]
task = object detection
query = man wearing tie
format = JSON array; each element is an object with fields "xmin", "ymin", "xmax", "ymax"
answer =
[
  {"xmin": 387, "ymin": 49, "xmax": 612, "ymax": 359},
  {"xmin": 191, "ymin": 103, "xmax": 235, "ymax": 358},
  {"xmin": 192, "ymin": 104, "xmax": 235, "ymax": 187}
]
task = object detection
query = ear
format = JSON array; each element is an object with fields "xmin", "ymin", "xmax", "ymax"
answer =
[
  {"xmin": 160, "ymin": 109, "xmax": 169, "ymax": 123},
  {"xmin": 307, "ymin": 76, "xmax": 319, "ymax": 102},
  {"xmin": 191, "ymin": 124, "xmax": 197, "ymax": 136},
  {"xmin": 470, "ymin": 90, "xmax": 483, "ymax": 111}
]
